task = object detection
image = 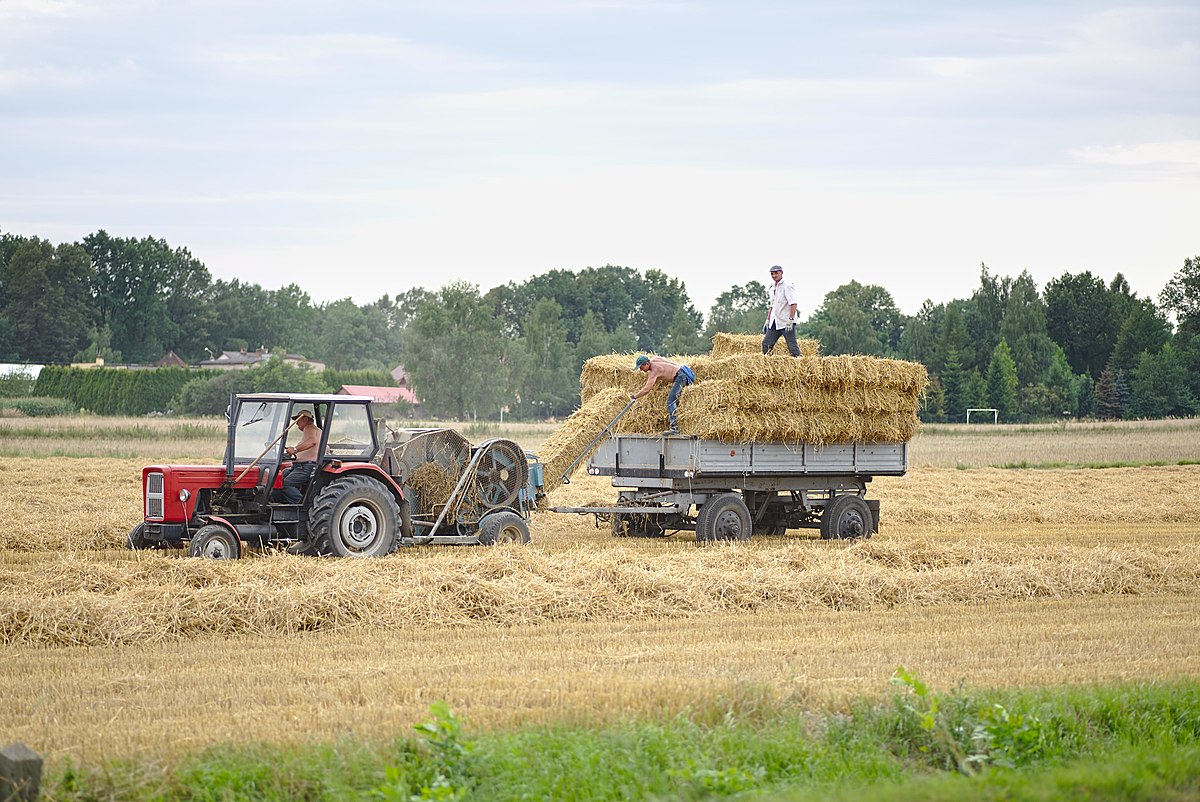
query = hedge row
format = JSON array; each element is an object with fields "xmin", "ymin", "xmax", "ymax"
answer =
[{"xmin": 34, "ymin": 366, "xmax": 199, "ymax": 415}]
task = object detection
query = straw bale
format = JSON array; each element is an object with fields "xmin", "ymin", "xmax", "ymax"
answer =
[
  {"xmin": 406, "ymin": 462, "xmax": 458, "ymax": 515},
  {"xmin": 580, "ymin": 354, "xmax": 716, "ymax": 403},
  {"xmin": 694, "ymin": 353, "xmax": 927, "ymax": 393},
  {"xmin": 538, "ymin": 387, "xmax": 630, "ymax": 486},
  {"xmin": 676, "ymin": 405, "xmax": 919, "ymax": 445},
  {"xmin": 710, "ymin": 332, "xmax": 820, "ymax": 359}
]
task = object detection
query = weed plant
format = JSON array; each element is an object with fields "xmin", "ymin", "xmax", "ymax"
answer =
[{"xmin": 44, "ymin": 677, "xmax": 1200, "ymax": 802}]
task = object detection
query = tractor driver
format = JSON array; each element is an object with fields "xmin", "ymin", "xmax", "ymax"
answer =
[{"xmin": 273, "ymin": 408, "xmax": 322, "ymax": 503}]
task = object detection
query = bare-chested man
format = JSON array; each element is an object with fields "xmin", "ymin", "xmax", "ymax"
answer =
[{"xmin": 631, "ymin": 355, "xmax": 695, "ymax": 436}]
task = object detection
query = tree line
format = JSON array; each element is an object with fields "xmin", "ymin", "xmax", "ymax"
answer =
[{"xmin": 1, "ymin": 228, "xmax": 1196, "ymax": 422}]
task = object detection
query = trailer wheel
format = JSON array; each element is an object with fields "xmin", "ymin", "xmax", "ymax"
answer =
[
  {"xmin": 820, "ymin": 495, "xmax": 873, "ymax": 540},
  {"xmin": 188, "ymin": 524, "xmax": 242, "ymax": 559},
  {"xmin": 696, "ymin": 492, "xmax": 751, "ymax": 542},
  {"xmin": 309, "ymin": 475, "xmax": 399, "ymax": 557},
  {"xmin": 478, "ymin": 511, "xmax": 530, "ymax": 545}
]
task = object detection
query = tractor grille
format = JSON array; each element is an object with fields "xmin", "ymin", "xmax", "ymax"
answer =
[{"xmin": 145, "ymin": 472, "xmax": 164, "ymax": 519}]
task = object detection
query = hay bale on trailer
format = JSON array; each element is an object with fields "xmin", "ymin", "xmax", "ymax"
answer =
[
  {"xmin": 577, "ymin": 348, "xmax": 927, "ymax": 445},
  {"xmin": 538, "ymin": 387, "xmax": 630, "ymax": 484},
  {"xmin": 547, "ymin": 334, "xmax": 928, "ymax": 540},
  {"xmin": 710, "ymin": 332, "xmax": 820, "ymax": 359}
]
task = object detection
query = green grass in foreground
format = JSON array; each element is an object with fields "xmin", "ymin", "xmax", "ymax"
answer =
[{"xmin": 44, "ymin": 676, "xmax": 1200, "ymax": 801}]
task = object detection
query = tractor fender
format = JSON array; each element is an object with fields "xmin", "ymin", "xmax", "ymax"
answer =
[
  {"xmin": 196, "ymin": 514, "xmax": 240, "ymax": 539},
  {"xmin": 317, "ymin": 462, "xmax": 406, "ymax": 505}
]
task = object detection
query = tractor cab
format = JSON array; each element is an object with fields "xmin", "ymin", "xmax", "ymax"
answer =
[{"xmin": 225, "ymin": 393, "xmax": 380, "ymax": 500}]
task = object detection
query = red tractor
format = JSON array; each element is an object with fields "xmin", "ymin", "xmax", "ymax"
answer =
[
  {"xmin": 129, "ymin": 393, "xmax": 406, "ymax": 558},
  {"xmin": 130, "ymin": 392, "xmax": 543, "ymax": 559}
]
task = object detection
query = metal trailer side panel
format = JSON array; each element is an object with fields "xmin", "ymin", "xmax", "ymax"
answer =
[{"xmin": 591, "ymin": 436, "xmax": 907, "ymax": 479}]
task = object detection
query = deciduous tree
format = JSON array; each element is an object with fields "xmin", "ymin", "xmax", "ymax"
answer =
[
  {"xmin": 400, "ymin": 282, "xmax": 520, "ymax": 419},
  {"xmin": 4, "ymin": 238, "xmax": 94, "ymax": 363},
  {"xmin": 705, "ymin": 281, "xmax": 768, "ymax": 337},
  {"xmin": 518, "ymin": 299, "xmax": 576, "ymax": 417},
  {"xmin": 1045, "ymin": 271, "xmax": 1119, "ymax": 378}
]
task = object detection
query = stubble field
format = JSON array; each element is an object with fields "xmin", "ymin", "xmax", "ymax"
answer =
[{"xmin": 0, "ymin": 416, "xmax": 1198, "ymax": 767}]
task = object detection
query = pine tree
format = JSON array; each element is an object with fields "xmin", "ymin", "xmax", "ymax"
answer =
[
  {"xmin": 940, "ymin": 348, "xmax": 966, "ymax": 421},
  {"xmin": 986, "ymin": 339, "xmax": 1020, "ymax": 422},
  {"xmin": 1095, "ymin": 368, "xmax": 1121, "ymax": 420}
]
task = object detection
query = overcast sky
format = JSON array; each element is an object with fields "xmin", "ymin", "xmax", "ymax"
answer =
[{"xmin": 2, "ymin": 0, "xmax": 1197, "ymax": 319}]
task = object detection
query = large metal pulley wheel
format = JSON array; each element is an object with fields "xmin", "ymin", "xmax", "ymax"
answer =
[{"xmin": 471, "ymin": 440, "xmax": 527, "ymax": 510}]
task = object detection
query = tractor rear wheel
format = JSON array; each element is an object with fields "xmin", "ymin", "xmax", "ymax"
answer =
[
  {"xmin": 820, "ymin": 495, "xmax": 873, "ymax": 540},
  {"xmin": 188, "ymin": 524, "xmax": 242, "ymax": 559},
  {"xmin": 309, "ymin": 475, "xmax": 399, "ymax": 557},
  {"xmin": 478, "ymin": 511, "xmax": 530, "ymax": 545}
]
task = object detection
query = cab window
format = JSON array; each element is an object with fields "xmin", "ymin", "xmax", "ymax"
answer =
[
  {"xmin": 325, "ymin": 404, "xmax": 375, "ymax": 459},
  {"xmin": 231, "ymin": 401, "xmax": 289, "ymax": 463}
]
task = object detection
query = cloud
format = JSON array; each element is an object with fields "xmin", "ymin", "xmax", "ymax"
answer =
[
  {"xmin": 1071, "ymin": 140, "xmax": 1200, "ymax": 169},
  {"xmin": 0, "ymin": 0, "xmax": 80, "ymax": 22}
]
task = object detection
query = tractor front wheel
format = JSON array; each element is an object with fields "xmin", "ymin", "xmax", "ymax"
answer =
[
  {"xmin": 127, "ymin": 522, "xmax": 150, "ymax": 550},
  {"xmin": 188, "ymin": 524, "xmax": 242, "ymax": 559},
  {"xmin": 128, "ymin": 522, "xmax": 173, "ymax": 550},
  {"xmin": 309, "ymin": 475, "xmax": 399, "ymax": 557}
]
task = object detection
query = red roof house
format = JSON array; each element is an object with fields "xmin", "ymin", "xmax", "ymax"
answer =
[{"xmin": 337, "ymin": 384, "xmax": 418, "ymax": 405}]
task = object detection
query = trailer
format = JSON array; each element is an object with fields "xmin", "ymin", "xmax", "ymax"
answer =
[{"xmin": 549, "ymin": 434, "xmax": 907, "ymax": 541}]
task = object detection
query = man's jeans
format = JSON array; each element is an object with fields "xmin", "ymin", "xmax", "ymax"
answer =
[
  {"xmin": 762, "ymin": 324, "xmax": 801, "ymax": 357},
  {"xmin": 274, "ymin": 461, "xmax": 316, "ymax": 503},
  {"xmin": 666, "ymin": 366, "xmax": 695, "ymax": 430}
]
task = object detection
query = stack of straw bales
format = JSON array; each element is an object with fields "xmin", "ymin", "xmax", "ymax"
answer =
[
  {"xmin": 577, "ymin": 335, "xmax": 927, "ymax": 446},
  {"xmin": 536, "ymin": 334, "xmax": 926, "ymax": 485}
]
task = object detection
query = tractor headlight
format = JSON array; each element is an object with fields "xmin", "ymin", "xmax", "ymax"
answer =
[{"xmin": 178, "ymin": 489, "xmax": 191, "ymax": 502}]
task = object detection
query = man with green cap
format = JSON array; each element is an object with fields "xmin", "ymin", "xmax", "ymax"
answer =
[{"xmin": 632, "ymin": 355, "xmax": 695, "ymax": 435}]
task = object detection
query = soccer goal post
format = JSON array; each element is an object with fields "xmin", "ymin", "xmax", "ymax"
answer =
[{"xmin": 965, "ymin": 408, "xmax": 998, "ymax": 424}]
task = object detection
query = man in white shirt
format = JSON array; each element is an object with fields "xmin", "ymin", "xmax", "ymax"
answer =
[{"xmin": 762, "ymin": 265, "xmax": 801, "ymax": 357}]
